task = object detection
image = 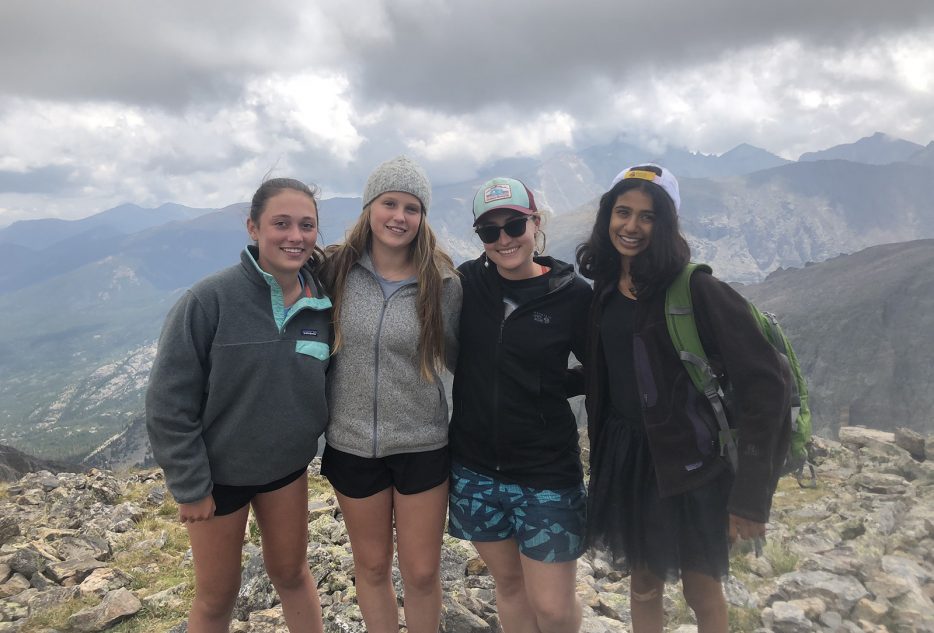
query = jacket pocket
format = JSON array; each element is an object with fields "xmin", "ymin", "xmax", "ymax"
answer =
[{"xmin": 295, "ymin": 340, "xmax": 330, "ymax": 361}]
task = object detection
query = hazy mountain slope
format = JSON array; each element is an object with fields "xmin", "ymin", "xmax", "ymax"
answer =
[
  {"xmin": 798, "ymin": 132, "xmax": 924, "ymax": 164},
  {"xmin": 0, "ymin": 443, "xmax": 77, "ymax": 481},
  {"xmin": 678, "ymin": 160, "xmax": 934, "ymax": 281},
  {"xmin": 739, "ymin": 239, "xmax": 934, "ymax": 437},
  {"xmin": 0, "ymin": 202, "xmax": 216, "ymax": 248},
  {"xmin": 908, "ymin": 141, "xmax": 934, "ymax": 167}
]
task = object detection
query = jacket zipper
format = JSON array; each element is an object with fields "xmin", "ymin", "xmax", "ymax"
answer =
[
  {"xmin": 372, "ymin": 297, "xmax": 389, "ymax": 457},
  {"xmin": 368, "ymin": 276, "xmax": 418, "ymax": 458},
  {"xmin": 493, "ymin": 318, "xmax": 505, "ymax": 470},
  {"xmin": 491, "ymin": 270, "xmax": 575, "ymax": 471}
]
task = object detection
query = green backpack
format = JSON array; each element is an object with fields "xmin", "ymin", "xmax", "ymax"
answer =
[{"xmin": 665, "ymin": 263, "xmax": 814, "ymax": 486}]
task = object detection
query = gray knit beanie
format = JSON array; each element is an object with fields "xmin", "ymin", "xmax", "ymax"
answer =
[{"xmin": 362, "ymin": 155, "xmax": 432, "ymax": 214}]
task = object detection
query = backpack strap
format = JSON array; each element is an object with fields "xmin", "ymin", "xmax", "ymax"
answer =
[{"xmin": 665, "ymin": 263, "xmax": 739, "ymax": 471}]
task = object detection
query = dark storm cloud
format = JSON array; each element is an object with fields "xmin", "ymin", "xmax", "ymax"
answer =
[
  {"xmin": 0, "ymin": 0, "xmax": 308, "ymax": 108},
  {"xmin": 3, "ymin": 0, "xmax": 932, "ymax": 115},
  {"xmin": 349, "ymin": 0, "xmax": 934, "ymax": 112}
]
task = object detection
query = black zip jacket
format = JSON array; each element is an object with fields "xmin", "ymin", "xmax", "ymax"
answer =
[
  {"xmin": 585, "ymin": 270, "xmax": 791, "ymax": 523},
  {"xmin": 449, "ymin": 255, "xmax": 593, "ymax": 489}
]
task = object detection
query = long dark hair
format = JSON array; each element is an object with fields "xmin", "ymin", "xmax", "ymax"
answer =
[{"xmin": 576, "ymin": 167, "xmax": 689, "ymax": 298}]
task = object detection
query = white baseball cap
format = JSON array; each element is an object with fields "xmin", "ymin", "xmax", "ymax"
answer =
[{"xmin": 609, "ymin": 163, "xmax": 681, "ymax": 213}]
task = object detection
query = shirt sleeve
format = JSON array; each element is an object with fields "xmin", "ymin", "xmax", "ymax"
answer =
[
  {"xmin": 692, "ymin": 273, "xmax": 792, "ymax": 523},
  {"xmin": 145, "ymin": 290, "xmax": 216, "ymax": 504},
  {"xmin": 564, "ymin": 279, "xmax": 593, "ymax": 397},
  {"xmin": 442, "ymin": 275, "xmax": 464, "ymax": 374}
]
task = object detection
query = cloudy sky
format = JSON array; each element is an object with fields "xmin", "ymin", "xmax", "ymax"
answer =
[{"xmin": 1, "ymin": 0, "xmax": 933, "ymax": 226}]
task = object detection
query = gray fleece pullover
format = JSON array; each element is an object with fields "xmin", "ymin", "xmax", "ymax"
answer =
[
  {"xmin": 326, "ymin": 253, "xmax": 462, "ymax": 458},
  {"xmin": 146, "ymin": 246, "xmax": 332, "ymax": 504}
]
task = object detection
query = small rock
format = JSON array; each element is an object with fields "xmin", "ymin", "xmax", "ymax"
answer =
[
  {"xmin": 894, "ymin": 427, "xmax": 926, "ymax": 461},
  {"xmin": 66, "ymin": 587, "xmax": 142, "ymax": 632},
  {"xmin": 0, "ymin": 518, "xmax": 20, "ymax": 546},
  {"xmin": 595, "ymin": 592, "xmax": 628, "ymax": 620},
  {"xmin": 44, "ymin": 557, "xmax": 108, "ymax": 584},
  {"xmin": 55, "ymin": 535, "xmax": 110, "ymax": 561},
  {"xmin": 775, "ymin": 570, "xmax": 869, "ymax": 612},
  {"xmin": 141, "ymin": 583, "xmax": 187, "ymax": 610},
  {"xmin": 78, "ymin": 567, "xmax": 133, "ymax": 597},
  {"xmin": 20, "ymin": 585, "xmax": 80, "ymax": 612},
  {"xmin": 787, "ymin": 596, "xmax": 826, "ymax": 618},
  {"xmin": 852, "ymin": 472, "xmax": 908, "ymax": 495},
  {"xmin": 145, "ymin": 486, "xmax": 166, "ymax": 506},
  {"xmin": 839, "ymin": 427, "xmax": 895, "ymax": 448},
  {"xmin": 29, "ymin": 571, "xmax": 54, "ymax": 590},
  {"xmin": 851, "ymin": 597, "xmax": 890, "ymax": 623},
  {"xmin": 0, "ymin": 572, "xmax": 30, "ymax": 598},
  {"xmin": 5, "ymin": 547, "xmax": 47, "ymax": 576},
  {"xmin": 763, "ymin": 601, "xmax": 813, "ymax": 632}
]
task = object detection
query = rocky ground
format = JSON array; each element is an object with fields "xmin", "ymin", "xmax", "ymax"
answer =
[{"xmin": 1, "ymin": 426, "xmax": 932, "ymax": 633}]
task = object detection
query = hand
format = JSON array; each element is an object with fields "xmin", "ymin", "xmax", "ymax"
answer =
[
  {"xmin": 178, "ymin": 495, "xmax": 216, "ymax": 524},
  {"xmin": 729, "ymin": 513, "xmax": 766, "ymax": 544}
]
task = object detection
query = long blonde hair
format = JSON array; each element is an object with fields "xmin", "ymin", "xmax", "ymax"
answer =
[{"xmin": 323, "ymin": 204, "xmax": 456, "ymax": 380}]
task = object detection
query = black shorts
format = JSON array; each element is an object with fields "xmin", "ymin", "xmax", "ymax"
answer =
[
  {"xmin": 211, "ymin": 467, "xmax": 307, "ymax": 517},
  {"xmin": 321, "ymin": 444, "xmax": 449, "ymax": 499}
]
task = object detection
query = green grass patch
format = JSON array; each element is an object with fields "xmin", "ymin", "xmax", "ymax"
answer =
[
  {"xmin": 763, "ymin": 539, "xmax": 799, "ymax": 575},
  {"xmin": 308, "ymin": 472, "xmax": 333, "ymax": 496},
  {"xmin": 665, "ymin": 591, "xmax": 695, "ymax": 628},
  {"xmin": 97, "ymin": 605, "xmax": 189, "ymax": 633},
  {"xmin": 19, "ymin": 595, "xmax": 98, "ymax": 632},
  {"xmin": 729, "ymin": 605, "xmax": 761, "ymax": 632},
  {"xmin": 247, "ymin": 511, "xmax": 262, "ymax": 546},
  {"xmin": 157, "ymin": 496, "xmax": 179, "ymax": 518}
]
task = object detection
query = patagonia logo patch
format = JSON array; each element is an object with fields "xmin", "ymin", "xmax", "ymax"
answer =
[
  {"xmin": 484, "ymin": 183, "xmax": 512, "ymax": 203},
  {"xmin": 301, "ymin": 329, "xmax": 318, "ymax": 336},
  {"xmin": 532, "ymin": 311, "xmax": 551, "ymax": 324},
  {"xmin": 684, "ymin": 461, "xmax": 703, "ymax": 472}
]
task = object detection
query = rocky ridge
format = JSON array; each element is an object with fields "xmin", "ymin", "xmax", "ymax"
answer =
[{"xmin": 1, "ymin": 426, "xmax": 933, "ymax": 633}]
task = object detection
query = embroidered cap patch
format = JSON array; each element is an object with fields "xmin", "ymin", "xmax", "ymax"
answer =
[{"xmin": 483, "ymin": 183, "xmax": 513, "ymax": 203}]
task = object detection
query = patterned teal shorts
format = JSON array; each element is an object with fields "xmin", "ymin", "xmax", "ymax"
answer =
[{"xmin": 447, "ymin": 462, "xmax": 586, "ymax": 563}]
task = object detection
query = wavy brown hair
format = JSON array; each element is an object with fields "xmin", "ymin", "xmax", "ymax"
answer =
[{"xmin": 323, "ymin": 203, "xmax": 456, "ymax": 380}]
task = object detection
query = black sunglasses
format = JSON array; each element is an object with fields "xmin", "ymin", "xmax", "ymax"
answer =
[{"xmin": 475, "ymin": 216, "xmax": 531, "ymax": 244}]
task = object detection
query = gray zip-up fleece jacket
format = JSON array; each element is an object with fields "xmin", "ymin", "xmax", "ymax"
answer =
[
  {"xmin": 326, "ymin": 253, "xmax": 462, "ymax": 458},
  {"xmin": 146, "ymin": 246, "xmax": 332, "ymax": 504}
]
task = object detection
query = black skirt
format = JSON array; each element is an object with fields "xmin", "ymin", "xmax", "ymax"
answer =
[{"xmin": 586, "ymin": 412, "xmax": 732, "ymax": 582}]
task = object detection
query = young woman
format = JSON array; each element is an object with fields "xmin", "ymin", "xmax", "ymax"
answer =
[
  {"xmin": 577, "ymin": 164, "xmax": 791, "ymax": 633},
  {"xmin": 146, "ymin": 178, "xmax": 331, "ymax": 633},
  {"xmin": 448, "ymin": 177, "xmax": 592, "ymax": 633},
  {"xmin": 321, "ymin": 155, "xmax": 462, "ymax": 633}
]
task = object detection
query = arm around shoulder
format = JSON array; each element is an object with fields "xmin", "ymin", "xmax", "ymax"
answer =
[{"xmin": 442, "ymin": 274, "xmax": 464, "ymax": 373}]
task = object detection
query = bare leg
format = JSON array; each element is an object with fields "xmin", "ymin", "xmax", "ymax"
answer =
[
  {"xmin": 251, "ymin": 474, "xmax": 324, "ymax": 633},
  {"xmin": 393, "ymin": 480, "xmax": 448, "ymax": 633},
  {"xmin": 473, "ymin": 539, "xmax": 540, "ymax": 633},
  {"xmin": 630, "ymin": 567, "xmax": 664, "ymax": 633},
  {"xmin": 682, "ymin": 570, "xmax": 728, "ymax": 633},
  {"xmin": 186, "ymin": 505, "xmax": 250, "ymax": 633},
  {"xmin": 336, "ymin": 488, "xmax": 399, "ymax": 633},
  {"xmin": 520, "ymin": 555, "xmax": 581, "ymax": 633}
]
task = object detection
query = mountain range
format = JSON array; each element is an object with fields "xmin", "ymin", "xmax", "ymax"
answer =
[{"xmin": 0, "ymin": 132, "xmax": 932, "ymax": 462}]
